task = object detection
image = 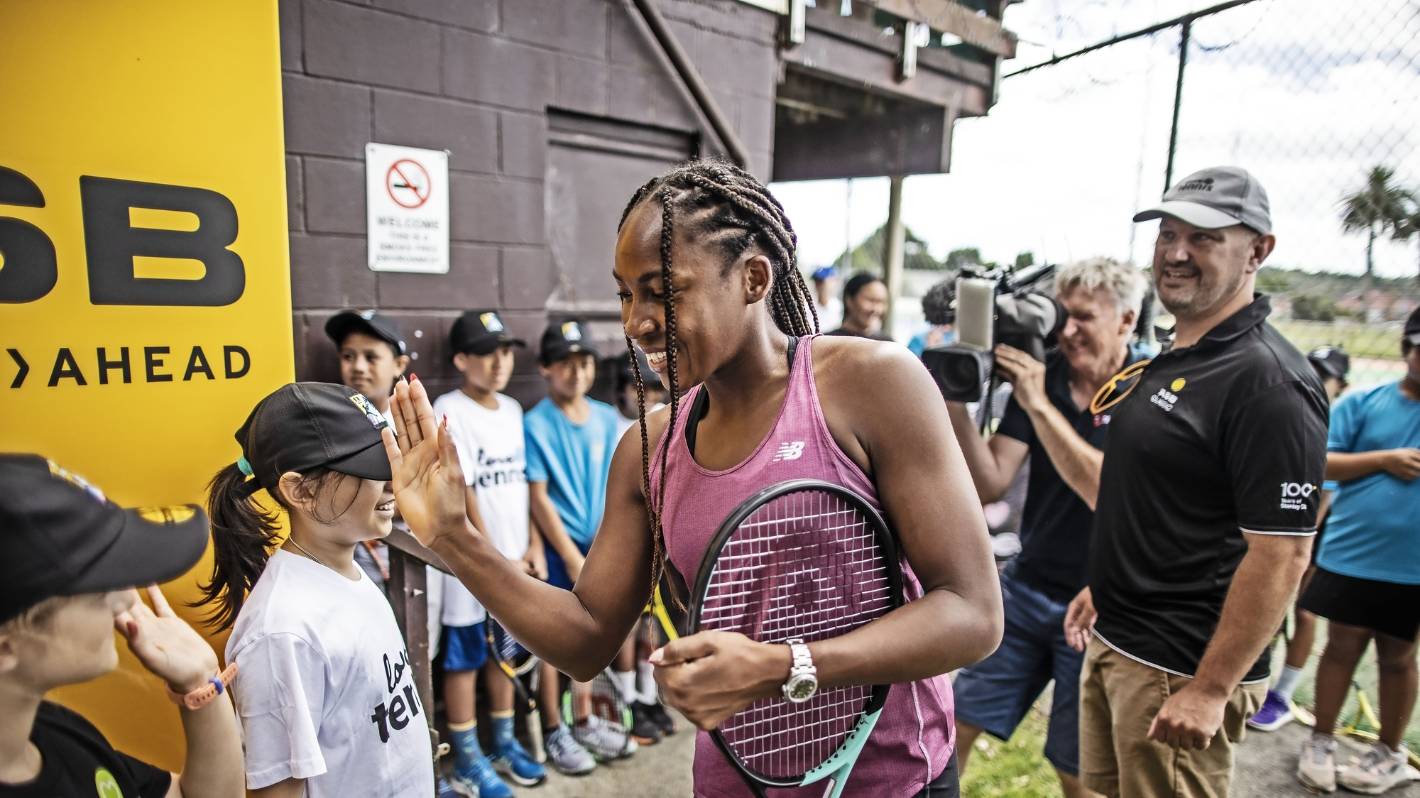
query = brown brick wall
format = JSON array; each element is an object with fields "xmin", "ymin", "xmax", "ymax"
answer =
[{"xmin": 281, "ymin": 0, "xmax": 779, "ymax": 404}]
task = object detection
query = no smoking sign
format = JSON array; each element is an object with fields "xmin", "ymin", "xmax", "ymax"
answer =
[
  {"xmin": 366, "ymin": 143, "xmax": 448, "ymax": 273},
  {"xmin": 386, "ymin": 158, "xmax": 431, "ymax": 208}
]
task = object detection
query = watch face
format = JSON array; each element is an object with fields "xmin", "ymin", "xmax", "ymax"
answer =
[{"xmin": 787, "ymin": 675, "xmax": 817, "ymax": 701}]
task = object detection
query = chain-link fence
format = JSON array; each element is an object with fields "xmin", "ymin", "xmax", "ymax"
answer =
[{"xmin": 991, "ymin": 0, "xmax": 1420, "ymax": 389}]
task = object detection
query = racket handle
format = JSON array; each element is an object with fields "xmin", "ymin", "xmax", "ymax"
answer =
[{"xmin": 529, "ymin": 709, "xmax": 545, "ymax": 764}]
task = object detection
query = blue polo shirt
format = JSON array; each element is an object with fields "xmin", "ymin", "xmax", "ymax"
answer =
[
  {"xmin": 1317, "ymin": 382, "xmax": 1420, "ymax": 585},
  {"xmin": 524, "ymin": 398, "xmax": 621, "ymax": 548}
]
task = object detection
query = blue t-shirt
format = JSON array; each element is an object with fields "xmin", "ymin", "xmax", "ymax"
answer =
[
  {"xmin": 524, "ymin": 398, "xmax": 621, "ymax": 548},
  {"xmin": 1317, "ymin": 382, "xmax": 1420, "ymax": 585},
  {"xmin": 907, "ymin": 327, "xmax": 956, "ymax": 357}
]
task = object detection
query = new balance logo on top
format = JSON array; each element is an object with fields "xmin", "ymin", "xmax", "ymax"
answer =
[{"xmin": 773, "ymin": 441, "xmax": 805, "ymax": 462}]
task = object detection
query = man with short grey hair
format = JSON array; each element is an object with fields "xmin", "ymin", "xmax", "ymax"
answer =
[
  {"xmin": 1066, "ymin": 167, "xmax": 1328, "ymax": 797},
  {"xmin": 946, "ymin": 256, "xmax": 1147, "ymax": 797}
]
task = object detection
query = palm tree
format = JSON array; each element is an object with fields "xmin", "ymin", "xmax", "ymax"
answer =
[
  {"xmin": 1338, "ymin": 165, "xmax": 1412, "ymax": 282},
  {"xmin": 1395, "ymin": 201, "xmax": 1420, "ymax": 285}
]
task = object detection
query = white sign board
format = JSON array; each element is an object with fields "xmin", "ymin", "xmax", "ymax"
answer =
[{"xmin": 366, "ymin": 142, "xmax": 449, "ymax": 273}]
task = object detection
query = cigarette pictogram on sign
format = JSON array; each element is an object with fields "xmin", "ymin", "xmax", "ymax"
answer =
[{"xmin": 386, "ymin": 158, "xmax": 431, "ymax": 208}]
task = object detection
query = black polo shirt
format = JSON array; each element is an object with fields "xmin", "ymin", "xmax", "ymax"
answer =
[
  {"xmin": 998, "ymin": 346, "xmax": 1148, "ymax": 602},
  {"xmin": 1090, "ymin": 295, "xmax": 1327, "ymax": 683}
]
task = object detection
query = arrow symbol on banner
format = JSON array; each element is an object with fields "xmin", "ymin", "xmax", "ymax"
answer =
[{"xmin": 7, "ymin": 349, "xmax": 27, "ymax": 389}]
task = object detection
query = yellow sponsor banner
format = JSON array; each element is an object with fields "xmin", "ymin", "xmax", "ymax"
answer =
[{"xmin": 0, "ymin": 1, "xmax": 292, "ymax": 770}]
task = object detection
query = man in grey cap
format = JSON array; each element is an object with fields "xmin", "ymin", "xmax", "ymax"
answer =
[{"xmin": 1065, "ymin": 166, "xmax": 1328, "ymax": 796}]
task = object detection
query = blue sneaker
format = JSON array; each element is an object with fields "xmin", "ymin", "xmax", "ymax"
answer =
[
  {"xmin": 492, "ymin": 736, "xmax": 547, "ymax": 786},
  {"xmin": 437, "ymin": 774, "xmax": 461, "ymax": 798},
  {"xmin": 450, "ymin": 755, "xmax": 514, "ymax": 798},
  {"xmin": 1246, "ymin": 689, "xmax": 1294, "ymax": 732}
]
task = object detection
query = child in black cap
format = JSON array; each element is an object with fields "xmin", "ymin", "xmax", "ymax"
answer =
[
  {"xmin": 0, "ymin": 455, "xmax": 243, "ymax": 798},
  {"xmin": 200, "ymin": 382, "xmax": 433, "ymax": 796},
  {"xmin": 325, "ymin": 310, "xmax": 412, "ymax": 593},
  {"xmin": 525, "ymin": 320, "xmax": 653, "ymax": 757},
  {"xmin": 429, "ymin": 310, "xmax": 549, "ymax": 794}
]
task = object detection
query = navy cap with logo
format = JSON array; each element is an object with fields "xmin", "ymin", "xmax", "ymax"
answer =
[
  {"xmin": 0, "ymin": 454, "xmax": 210, "ymax": 625},
  {"xmin": 233, "ymin": 383, "xmax": 392, "ymax": 498},
  {"xmin": 325, "ymin": 309, "xmax": 408, "ymax": 356},
  {"xmin": 540, "ymin": 319, "xmax": 594, "ymax": 365},
  {"xmin": 450, "ymin": 310, "xmax": 527, "ymax": 356},
  {"xmin": 1406, "ymin": 305, "xmax": 1420, "ymax": 347},
  {"xmin": 1134, "ymin": 166, "xmax": 1272, "ymax": 236},
  {"xmin": 1307, "ymin": 346, "xmax": 1351, "ymax": 382}
]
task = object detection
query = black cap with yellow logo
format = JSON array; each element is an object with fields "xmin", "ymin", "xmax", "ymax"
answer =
[
  {"xmin": 0, "ymin": 454, "xmax": 210, "ymax": 624},
  {"xmin": 233, "ymin": 383, "xmax": 393, "ymax": 498}
]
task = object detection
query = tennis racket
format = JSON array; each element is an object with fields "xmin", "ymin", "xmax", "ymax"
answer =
[
  {"xmin": 688, "ymin": 478, "xmax": 903, "ymax": 798},
  {"xmin": 560, "ymin": 668, "xmax": 636, "ymax": 760},
  {"xmin": 484, "ymin": 618, "xmax": 544, "ymax": 762},
  {"xmin": 650, "ymin": 583, "xmax": 681, "ymax": 643}
]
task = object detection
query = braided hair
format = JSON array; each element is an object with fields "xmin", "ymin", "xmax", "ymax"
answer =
[{"xmin": 615, "ymin": 159, "xmax": 818, "ymax": 607}]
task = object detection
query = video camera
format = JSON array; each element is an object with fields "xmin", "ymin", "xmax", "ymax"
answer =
[{"xmin": 921, "ymin": 263, "xmax": 1065, "ymax": 403}]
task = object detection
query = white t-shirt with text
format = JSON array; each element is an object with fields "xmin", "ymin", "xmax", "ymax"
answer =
[
  {"xmin": 226, "ymin": 550, "xmax": 434, "ymax": 796},
  {"xmin": 431, "ymin": 389, "xmax": 530, "ymax": 627}
]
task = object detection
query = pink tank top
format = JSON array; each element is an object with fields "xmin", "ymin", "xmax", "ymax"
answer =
[{"xmin": 651, "ymin": 335, "xmax": 955, "ymax": 798}]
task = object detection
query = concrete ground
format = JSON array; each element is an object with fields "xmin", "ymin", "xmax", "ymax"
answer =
[
  {"xmin": 522, "ymin": 716, "xmax": 1420, "ymax": 797},
  {"xmin": 533, "ymin": 720, "xmax": 695, "ymax": 797},
  {"xmin": 1234, "ymin": 721, "xmax": 1420, "ymax": 797}
]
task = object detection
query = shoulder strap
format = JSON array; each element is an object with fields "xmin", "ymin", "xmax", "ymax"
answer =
[{"xmin": 685, "ymin": 337, "xmax": 799, "ymax": 456}]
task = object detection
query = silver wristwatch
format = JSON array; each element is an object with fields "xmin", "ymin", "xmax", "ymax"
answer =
[{"xmin": 781, "ymin": 638, "xmax": 818, "ymax": 703}]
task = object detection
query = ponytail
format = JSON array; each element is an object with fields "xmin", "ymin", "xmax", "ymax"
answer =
[{"xmin": 197, "ymin": 463, "xmax": 280, "ymax": 631}]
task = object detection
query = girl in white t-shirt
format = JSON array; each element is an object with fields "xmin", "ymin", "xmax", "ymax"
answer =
[{"xmin": 199, "ymin": 382, "xmax": 433, "ymax": 798}]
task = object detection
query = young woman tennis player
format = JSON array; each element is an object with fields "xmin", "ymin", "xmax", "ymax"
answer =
[{"xmin": 385, "ymin": 161, "xmax": 1002, "ymax": 796}]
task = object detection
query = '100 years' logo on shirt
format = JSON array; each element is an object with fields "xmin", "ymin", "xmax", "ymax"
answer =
[{"xmin": 1279, "ymin": 482, "xmax": 1317, "ymax": 511}]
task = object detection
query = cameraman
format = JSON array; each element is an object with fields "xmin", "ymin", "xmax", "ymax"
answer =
[{"xmin": 946, "ymin": 257, "xmax": 1147, "ymax": 797}]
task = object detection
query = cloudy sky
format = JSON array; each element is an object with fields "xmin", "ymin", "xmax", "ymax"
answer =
[{"xmin": 772, "ymin": 0, "xmax": 1420, "ymax": 280}]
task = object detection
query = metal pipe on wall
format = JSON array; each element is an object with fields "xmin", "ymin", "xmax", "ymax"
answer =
[{"xmin": 627, "ymin": 0, "xmax": 752, "ymax": 168}]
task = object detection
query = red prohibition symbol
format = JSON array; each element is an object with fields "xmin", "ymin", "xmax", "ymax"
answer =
[{"xmin": 386, "ymin": 158, "xmax": 431, "ymax": 209}]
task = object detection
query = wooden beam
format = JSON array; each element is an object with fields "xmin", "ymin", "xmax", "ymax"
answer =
[{"xmin": 868, "ymin": 0, "xmax": 1017, "ymax": 58}]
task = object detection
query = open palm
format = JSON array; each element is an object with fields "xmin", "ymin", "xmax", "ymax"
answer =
[
  {"xmin": 115, "ymin": 585, "xmax": 219, "ymax": 692},
  {"xmin": 381, "ymin": 376, "xmax": 473, "ymax": 547}
]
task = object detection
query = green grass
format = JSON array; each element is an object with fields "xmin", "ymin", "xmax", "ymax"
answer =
[
  {"xmin": 961, "ymin": 699, "xmax": 1059, "ymax": 798},
  {"xmin": 1270, "ymin": 319, "xmax": 1407, "ymax": 387},
  {"xmin": 1270, "ymin": 319, "xmax": 1403, "ymax": 361}
]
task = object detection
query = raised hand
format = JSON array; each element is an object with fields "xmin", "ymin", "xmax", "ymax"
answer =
[
  {"xmin": 115, "ymin": 585, "xmax": 219, "ymax": 693},
  {"xmin": 381, "ymin": 376, "xmax": 473, "ymax": 548}
]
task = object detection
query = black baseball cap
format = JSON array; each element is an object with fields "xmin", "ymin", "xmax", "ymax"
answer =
[
  {"xmin": 0, "ymin": 454, "xmax": 210, "ymax": 625},
  {"xmin": 234, "ymin": 383, "xmax": 392, "ymax": 498},
  {"xmin": 1307, "ymin": 346, "xmax": 1351, "ymax": 382},
  {"xmin": 325, "ymin": 310, "xmax": 407, "ymax": 356},
  {"xmin": 450, "ymin": 310, "xmax": 526, "ymax": 356},
  {"xmin": 1405, "ymin": 305, "xmax": 1420, "ymax": 347},
  {"xmin": 540, "ymin": 319, "xmax": 594, "ymax": 365}
]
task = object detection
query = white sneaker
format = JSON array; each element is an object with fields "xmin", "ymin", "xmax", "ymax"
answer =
[
  {"xmin": 1297, "ymin": 733, "xmax": 1337, "ymax": 793},
  {"xmin": 572, "ymin": 714, "xmax": 638, "ymax": 761},
  {"xmin": 1338, "ymin": 742, "xmax": 1415, "ymax": 794}
]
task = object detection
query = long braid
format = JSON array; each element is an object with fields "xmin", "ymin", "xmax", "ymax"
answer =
[{"xmin": 617, "ymin": 159, "xmax": 818, "ymax": 607}]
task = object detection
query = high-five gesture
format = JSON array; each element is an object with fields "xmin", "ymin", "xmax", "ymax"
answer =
[{"xmin": 381, "ymin": 375, "xmax": 474, "ymax": 548}]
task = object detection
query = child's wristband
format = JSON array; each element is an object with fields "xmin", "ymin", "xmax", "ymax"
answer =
[{"xmin": 166, "ymin": 662, "xmax": 238, "ymax": 711}]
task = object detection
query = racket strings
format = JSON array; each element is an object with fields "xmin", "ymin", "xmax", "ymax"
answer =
[{"xmin": 698, "ymin": 489, "xmax": 894, "ymax": 781}]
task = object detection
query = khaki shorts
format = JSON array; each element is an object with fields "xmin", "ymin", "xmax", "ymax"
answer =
[{"xmin": 1078, "ymin": 636, "xmax": 1266, "ymax": 798}]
